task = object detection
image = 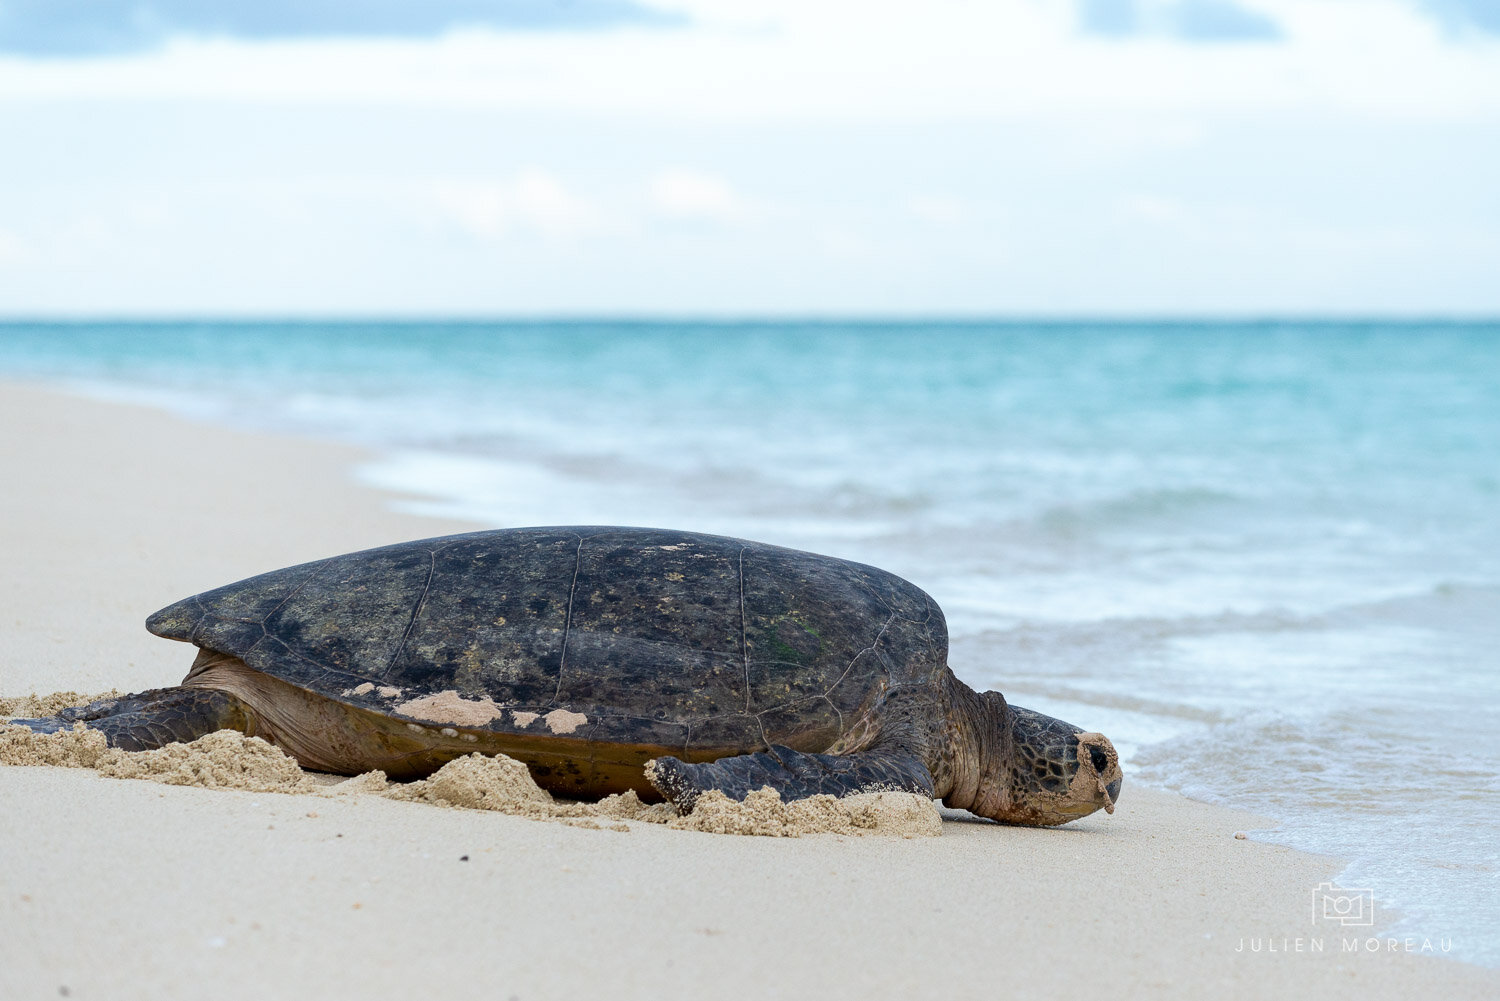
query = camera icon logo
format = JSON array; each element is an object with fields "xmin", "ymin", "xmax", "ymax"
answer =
[{"xmin": 1311, "ymin": 882, "xmax": 1376, "ymax": 926}]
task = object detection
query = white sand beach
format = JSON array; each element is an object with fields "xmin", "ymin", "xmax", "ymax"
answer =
[{"xmin": 2, "ymin": 379, "xmax": 1496, "ymax": 1001}]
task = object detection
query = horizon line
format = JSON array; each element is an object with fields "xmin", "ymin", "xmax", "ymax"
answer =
[{"xmin": 2, "ymin": 313, "xmax": 1498, "ymax": 326}]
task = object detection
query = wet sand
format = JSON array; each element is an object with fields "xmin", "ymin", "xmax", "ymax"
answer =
[{"xmin": 2, "ymin": 379, "xmax": 1496, "ymax": 1001}]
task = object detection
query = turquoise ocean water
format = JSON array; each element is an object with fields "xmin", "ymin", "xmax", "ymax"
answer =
[{"xmin": 2, "ymin": 321, "xmax": 1497, "ymax": 962}]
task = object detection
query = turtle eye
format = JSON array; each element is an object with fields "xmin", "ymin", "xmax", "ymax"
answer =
[{"xmin": 1087, "ymin": 744, "xmax": 1109, "ymax": 774}]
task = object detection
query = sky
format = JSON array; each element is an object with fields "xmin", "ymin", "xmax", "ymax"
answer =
[{"xmin": 0, "ymin": 0, "xmax": 1497, "ymax": 316}]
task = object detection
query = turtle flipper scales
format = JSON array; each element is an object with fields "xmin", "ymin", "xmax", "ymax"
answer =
[
  {"xmin": 11, "ymin": 687, "xmax": 255, "ymax": 752},
  {"xmin": 646, "ymin": 745, "xmax": 935, "ymax": 813}
]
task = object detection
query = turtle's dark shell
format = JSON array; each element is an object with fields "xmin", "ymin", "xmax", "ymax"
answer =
[{"xmin": 146, "ymin": 527, "xmax": 948, "ymax": 793}]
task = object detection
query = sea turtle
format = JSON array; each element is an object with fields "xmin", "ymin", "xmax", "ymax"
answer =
[{"xmin": 14, "ymin": 527, "xmax": 1122, "ymax": 825}]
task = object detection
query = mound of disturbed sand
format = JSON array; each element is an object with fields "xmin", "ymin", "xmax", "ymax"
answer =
[{"xmin": 2, "ymin": 695, "xmax": 941, "ymax": 839}]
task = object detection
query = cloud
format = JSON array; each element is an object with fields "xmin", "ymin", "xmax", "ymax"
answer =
[
  {"xmin": 908, "ymin": 195, "xmax": 965, "ymax": 226},
  {"xmin": 1115, "ymin": 193, "xmax": 1189, "ymax": 227},
  {"xmin": 0, "ymin": 227, "xmax": 26, "ymax": 264},
  {"xmin": 0, "ymin": 0, "xmax": 681, "ymax": 56},
  {"xmin": 1078, "ymin": 0, "xmax": 1282, "ymax": 42},
  {"xmin": 435, "ymin": 169, "xmax": 594, "ymax": 241},
  {"xmin": 1171, "ymin": 0, "xmax": 1281, "ymax": 40},
  {"xmin": 1077, "ymin": 0, "xmax": 1141, "ymax": 36},
  {"xmin": 3, "ymin": 1, "xmax": 1496, "ymax": 121},
  {"xmin": 648, "ymin": 169, "xmax": 748, "ymax": 224},
  {"xmin": 1416, "ymin": 0, "xmax": 1500, "ymax": 34}
]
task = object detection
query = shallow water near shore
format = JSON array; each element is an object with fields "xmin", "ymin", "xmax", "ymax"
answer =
[{"xmin": 2, "ymin": 319, "xmax": 1496, "ymax": 963}]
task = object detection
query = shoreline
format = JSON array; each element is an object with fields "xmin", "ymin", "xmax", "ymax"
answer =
[{"xmin": 2, "ymin": 377, "xmax": 1496, "ymax": 999}]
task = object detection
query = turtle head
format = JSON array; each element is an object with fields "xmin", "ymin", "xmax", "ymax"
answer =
[{"xmin": 972, "ymin": 697, "xmax": 1123, "ymax": 826}]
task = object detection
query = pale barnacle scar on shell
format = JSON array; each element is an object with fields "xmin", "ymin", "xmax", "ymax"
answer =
[
  {"xmin": 541, "ymin": 708, "xmax": 588, "ymax": 734},
  {"xmin": 394, "ymin": 691, "xmax": 504, "ymax": 727},
  {"xmin": 344, "ymin": 682, "xmax": 403, "ymax": 699},
  {"xmin": 392, "ymin": 691, "xmax": 588, "ymax": 734}
]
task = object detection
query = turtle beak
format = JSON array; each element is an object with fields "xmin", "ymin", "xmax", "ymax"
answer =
[{"xmin": 1077, "ymin": 732, "xmax": 1123, "ymax": 814}]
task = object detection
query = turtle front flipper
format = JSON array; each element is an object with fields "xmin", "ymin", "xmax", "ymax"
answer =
[
  {"xmin": 646, "ymin": 745, "xmax": 935, "ymax": 813},
  {"xmin": 11, "ymin": 687, "xmax": 256, "ymax": 751}
]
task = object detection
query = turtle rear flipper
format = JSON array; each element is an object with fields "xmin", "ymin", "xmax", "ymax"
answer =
[
  {"xmin": 11, "ymin": 687, "xmax": 254, "ymax": 751},
  {"xmin": 646, "ymin": 745, "xmax": 935, "ymax": 813}
]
